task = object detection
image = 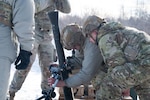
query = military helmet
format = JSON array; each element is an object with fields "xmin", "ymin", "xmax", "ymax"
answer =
[
  {"xmin": 61, "ymin": 23, "xmax": 85, "ymax": 50},
  {"xmin": 83, "ymin": 15, "xmax": 105, "ymax": 36}
]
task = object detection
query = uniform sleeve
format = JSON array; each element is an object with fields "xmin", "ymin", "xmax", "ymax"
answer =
[
  {"xmin": 12, "ymin": 0, "xmax": 35, "ymax": 51},
  {"xmin": 65, "ymin": 39, "xmax": 103, "ymax": 87},
  {"xmin": 99, "ymin": 34, "xmax": 126, "ymax": 68},
  {"xmin": 73, "ymin": 50, "xmax": 84, "ymax": 69}
]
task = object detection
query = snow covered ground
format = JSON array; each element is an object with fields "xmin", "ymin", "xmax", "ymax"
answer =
[
  {"xmin": 9, "ymin": 56, "xmax": 57, "ymax": 100},
  {"xmin": 9, "ymin": 49, "xmax": 139, "ymax": 100},
  {"xmin": 9, "ymin": 49, "xmax": 72, "ymax": 100}
]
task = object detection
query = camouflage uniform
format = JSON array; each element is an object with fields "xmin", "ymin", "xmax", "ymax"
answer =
[
  {"xmin": 61, "ymin": 24, "xmax": 106, "ymax": 99},
  {"xmin": 96, "ymin": 22, "xmax": 150, "ymax": 100},
  {"xmin": 62, "ymin": 23, "xmax": 133, "ymax": 99},
  {"xmin": 9, "ymin": 0, "xmax": 71, "ymax": 99}
]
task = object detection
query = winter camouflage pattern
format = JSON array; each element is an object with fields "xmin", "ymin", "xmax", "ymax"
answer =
[
  {"xmin": 0, "ymin": 0, "xmax": 35, "ymax": 99},
  {"xmin": 96, "ymin": 22, "xmax": 150, "ymax": 100},
  {"xmin": 9, "ymin": 28, "xmax": 56, "ymax": 93},
  {"xmin": 9, "ymin": 0, "xmax": 62, "ymax": 96}
]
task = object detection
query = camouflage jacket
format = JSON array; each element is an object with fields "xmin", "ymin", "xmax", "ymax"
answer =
[
  {"xmin": 65, "ymin": 39, "xmax": 104, "ymax": 87},
  {"xmin": 34, "ymin": 0, "xmax": 71, "ymax": 36},
  {"xmin": 97, "ymin": 22, "xmax": 150, "ymax": 69}
]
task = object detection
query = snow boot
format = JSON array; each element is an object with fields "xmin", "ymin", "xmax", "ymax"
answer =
[
  {"xmin": 122, "ymin": 96, "xmax": 133, "ymax": 100},
  {"xmin": 122, "ymin": 89, "xmax": 133, "ymax": 100},
  {"xmin": 9, "ymin": 91, "xmax": 15, "ymax": 100}
]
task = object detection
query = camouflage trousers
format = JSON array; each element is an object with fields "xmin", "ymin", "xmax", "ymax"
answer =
[
  {"xmin": 95, "ymin": 62, "xmax": 150, "ymax": 100},
  {"xmin": 9, "ymin": 33, "xmax": 56, "ymax": 93}
]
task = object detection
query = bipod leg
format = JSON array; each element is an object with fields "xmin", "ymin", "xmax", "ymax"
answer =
[{"xmin": 45, "ymin": 95, "xmax": 51, "ymax": 100}]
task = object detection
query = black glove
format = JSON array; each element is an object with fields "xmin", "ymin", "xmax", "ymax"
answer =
[
  {"xmin": 66, "ymin": 56, "xmax": 82, "ymax": 69},
  {"xmin": 66, "ymin": 56, "xmax": 75, "ymax": 69},
  {"xmin": 15, "ymin": 49, "xmax": 32, "ymax": 70}
]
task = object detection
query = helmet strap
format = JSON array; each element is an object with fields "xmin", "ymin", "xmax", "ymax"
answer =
[
  {"xmin": 88, "ymin": 30, "xmax": 98, "ymax": 45},
  {"xmin": 96, "ymin": 36, "xmax": 98, "ymax": 45},
  {"xmin": 96, "ymin": 21, "xmax": 106, "ymax": 30},
  {"xmin": 95, "ymin": 22, "xmax": 106, "ymax": 45}
]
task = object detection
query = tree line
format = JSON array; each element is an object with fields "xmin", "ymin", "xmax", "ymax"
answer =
[
  {"xmin": 59, "ymin": 13, "xmax": 150, "ymax": 35},
  {"xmin": 59, "ymin": 7, "xmax": 150, "ymax": 34}
]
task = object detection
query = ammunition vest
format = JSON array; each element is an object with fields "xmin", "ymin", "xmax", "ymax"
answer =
[{"xmin": 0, "ymin": 1, "xmax": 12, "ymax": 26}]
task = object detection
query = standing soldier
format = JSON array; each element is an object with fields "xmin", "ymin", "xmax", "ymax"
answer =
[
  {"xmin": 0, "ymin": 0, "xmax": 35, "ymax": 100},
  {"xmin": 82, "ymin": 15, "xmax": 150, "ymax": 100},
  {"xmin": 8, "ymin": 0, "xmax": 71, "ymax": 99}
]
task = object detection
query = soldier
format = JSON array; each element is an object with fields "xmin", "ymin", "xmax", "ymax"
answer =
[
  {"xmin": 0, "ymin": 0, "xmax": 35, "ymax": 100},
  {"xmin": 82, "ymin": 15, "xmax": 150, "ymax": 100},
  {"xmin": 48, "ymin": 23, "xmax": 133, "ymax": 100},
  {"xmin": 8, "ymin": 0, "xmax": 71, "ymax": 99},
  {"xmin": 62, "ymin": 24, "xmax": 95, "ymax": 99}
]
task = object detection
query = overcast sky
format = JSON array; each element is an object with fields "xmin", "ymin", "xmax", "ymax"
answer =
[{"xmin": 63, "ymin": 0, "xmax": 150, "ymax": 18}]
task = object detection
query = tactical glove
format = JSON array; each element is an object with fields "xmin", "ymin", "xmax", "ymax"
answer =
[
  {"xmin": 15, "ymin": 49, "xmax": 32, "ymax": 70},
  {"xmin": 66, "ymin": 56, "xmax": 82, "ymax": 69}
]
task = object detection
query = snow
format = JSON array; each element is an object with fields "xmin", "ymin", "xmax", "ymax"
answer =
[
  {"xmin": 9, "ymin": 56, "xmax": 60, "ymax": 100},
  {"xmin": 9, "ymin": 48, "xmax": 140, "ymax": 100},
  {"xmin": 9, "ymin": 48, "xmax": 72, "ymax": 100}
]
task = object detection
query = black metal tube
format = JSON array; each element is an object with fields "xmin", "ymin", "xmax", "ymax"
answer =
[{"xmin": 48, "ymin": 11, "xmax": 73, "ymax": 100}]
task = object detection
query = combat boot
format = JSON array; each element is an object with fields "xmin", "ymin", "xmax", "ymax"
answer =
[
  {"xmin": 122, "ymin": 96, "xmax": 133, "ymax": 100},
  {"xmin": 122, "ymin": 89, "xmax": 133, "ymax": 100},
  {"xmin": 8, "ymin": 91, "xmax": 15, "ymax": 100}
]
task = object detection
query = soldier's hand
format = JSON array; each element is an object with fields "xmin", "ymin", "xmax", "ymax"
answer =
[
  {"xmin": 15, "ymin": 49, "xmax": 32, "ymax": 70},
  {"xmin": 48, "ymin": 77, "xmax": 66, "ymax": 87},
  {"xmin": 66, "ymin": 56, "xmax": 75, "ymax": 69},
  {"xmin": 66, "ymin": 56, "xmax": 82, "ymax": 70}
]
